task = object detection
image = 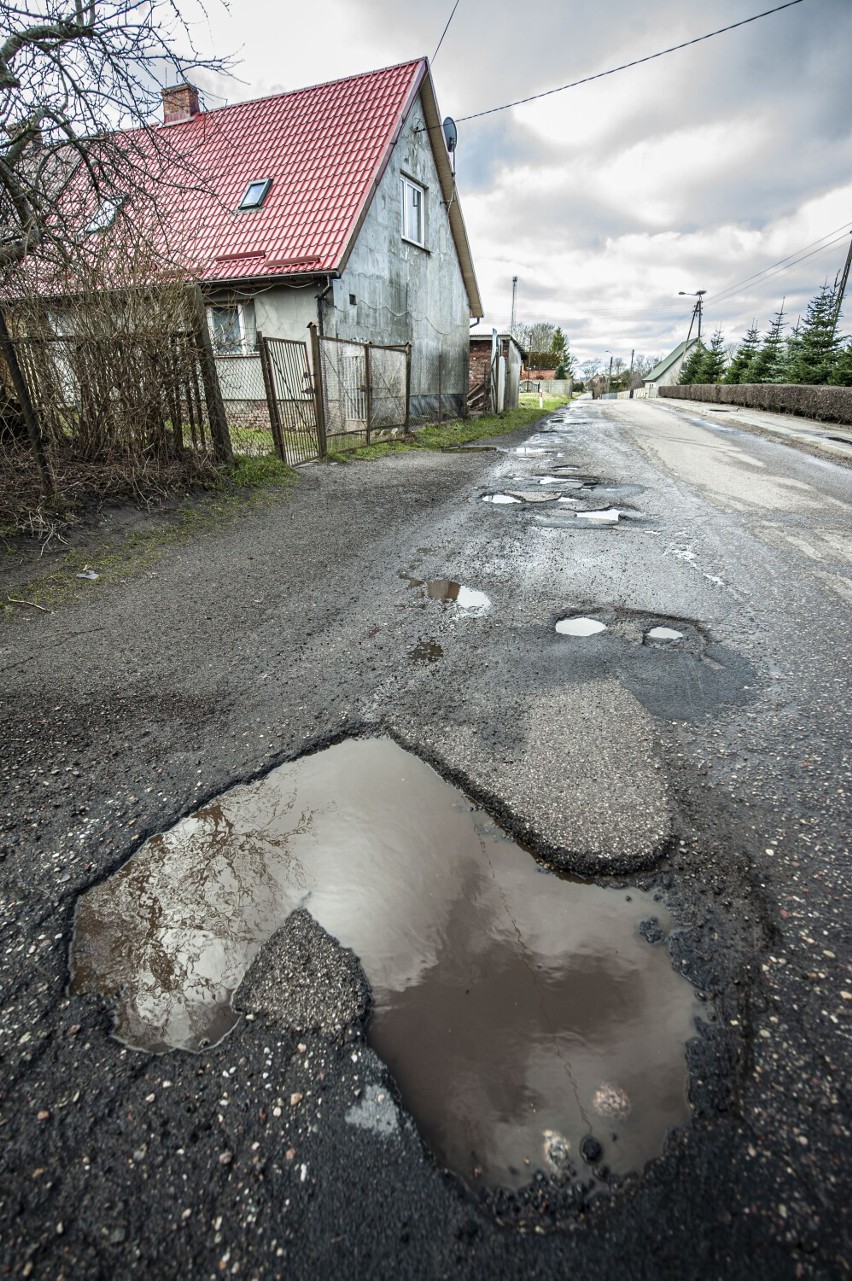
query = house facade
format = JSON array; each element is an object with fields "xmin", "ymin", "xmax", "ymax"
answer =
[
  {"xmin": 157, "ymin": 62, "xmax": 482, "ymax": 424},
  {"xmin": 643, "ymin": 339, "xmax": 699, "ymax": 396}
]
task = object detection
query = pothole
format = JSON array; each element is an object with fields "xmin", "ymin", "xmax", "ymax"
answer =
[
  {"xmin": 423, "ymin": 580, "xmax": 490, "ymax": 610},
  {"xmin": 482, "ymin": 493, "xmax": 522, "ymax": 504},
  {"xmin": 410, "ymin": 640, "xmax": 444, "ymax": 662},
  {"xmin": 70, "ymin": 738, "xmax": 705, "ymax": 1192},
  {"xmin": 576, "ymin": 508, "xmax": 624, "ymax": 524},
  {"xmin": 645, "ymin": 626, "xmax": 684, "ymax": 643},
  {"xmin": 555, "ymin": 616, "xmax": 608, "ymax": 637}
]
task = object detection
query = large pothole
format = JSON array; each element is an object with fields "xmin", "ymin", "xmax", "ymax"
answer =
[{"xmin": 71, "ymin": 737, "xmax": 705, "ymax": 1191}]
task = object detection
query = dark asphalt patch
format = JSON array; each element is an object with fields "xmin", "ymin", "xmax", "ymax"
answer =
[{"xmin": 550, "ymin": 610, "xmax": 757, "ymax": 721}]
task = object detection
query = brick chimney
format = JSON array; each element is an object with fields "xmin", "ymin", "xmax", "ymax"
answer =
[{"xmin": 161, "ymin": 83, "xmax": 201, "ymax": 124}]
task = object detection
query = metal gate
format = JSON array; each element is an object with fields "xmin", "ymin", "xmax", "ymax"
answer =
[
  {"xmin": 257, "ymin": 334, "xmax": 323, "ymax": 465},
  {"xmin": 309, "ymin": 325, "xmax": 411, "ymax": 450}
]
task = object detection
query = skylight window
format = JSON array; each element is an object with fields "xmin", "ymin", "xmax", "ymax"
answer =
[
  {"xmin": 84, "ymin": 195, "xmax": 126, "ymax": 234},
  {"xmin": 238, "ymin": 179, "xmax": 272, "ymax": 211}
]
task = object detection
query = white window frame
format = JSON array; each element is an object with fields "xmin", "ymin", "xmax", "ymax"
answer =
[
  {"xmin": 400, "ymin": 175, "xmax": 425, "ymax": 248},
  {"xmin": 208, "ymin": 301, "xmax": 255, "ymax": 356}
]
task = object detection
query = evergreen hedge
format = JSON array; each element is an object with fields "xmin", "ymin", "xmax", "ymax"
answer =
[{"xmin": 659, "ymin": 382, "xmax": 852, "ymax": 425}]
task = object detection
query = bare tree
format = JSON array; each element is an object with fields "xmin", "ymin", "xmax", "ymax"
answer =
[{"xmin": 0, "ymin": 0, "xmax": 232, "ymax": 278}]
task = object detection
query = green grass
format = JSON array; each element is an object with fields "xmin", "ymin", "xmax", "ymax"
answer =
[
  {"xmin": 334, "ymin": 398, "xmax": 569, "ymax": 462},
  {"xmin": 1, "ymin": 453, "xmax": 298, "ymax": 619}
]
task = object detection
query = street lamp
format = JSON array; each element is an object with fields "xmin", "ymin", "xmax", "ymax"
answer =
[{"xmin": 679, "ymin": 289, "xmax": 706, "ymax": 345}]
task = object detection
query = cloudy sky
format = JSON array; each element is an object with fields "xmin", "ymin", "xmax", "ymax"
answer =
[{"xmin": 186, "ymin": 0, "xmax": 851, "ymax": 364}]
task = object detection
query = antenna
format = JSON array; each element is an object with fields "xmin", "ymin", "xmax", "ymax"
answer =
[{"xmin": 442, "ymin": 117, "xmax": 458, "ymax": 152}]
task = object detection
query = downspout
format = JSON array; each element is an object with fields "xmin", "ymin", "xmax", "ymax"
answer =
[{"xmin": 316, "ymin": 275, "xmax": 334, "ymax": 338}]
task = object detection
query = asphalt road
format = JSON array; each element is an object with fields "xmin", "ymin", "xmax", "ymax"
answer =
[{"xmin": 1, "ymin": 397, "xmax": 850, "ymax": 1278}]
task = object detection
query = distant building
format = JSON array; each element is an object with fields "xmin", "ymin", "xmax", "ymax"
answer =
[
  {"xmin": 469, "ymin": 333, "xmax": 525, "ymax": 413},
  {"xmin": 643, "ymin": 339, "xmax": 700, "ymax": 396}
]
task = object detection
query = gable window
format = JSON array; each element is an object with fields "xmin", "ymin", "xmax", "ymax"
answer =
[
  {"xmin": 238, "ymin": 178, "xmax": 272, "ymax": 211},
  {"xmin": 84, "ymin": 195, "xmax": 127, "ymax": 234},
  {"xmin": 208, "ymin": 300, "xmax": 256, "ymax": 355},
  {"xmin": 401, "ymin": 176, "xmax": 425, "ymax": 247}
]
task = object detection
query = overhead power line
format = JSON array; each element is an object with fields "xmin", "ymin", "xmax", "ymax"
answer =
[
  {"xmin": 456, "ymin": 0, "xmax": 808, "ymax": 122},
  {"xmin": 432, "ymin": 0, "xmax": 461, "ymax": 64},
  {"xmin": 707, "ymin": 226, "xmax": 852, "ymax": 305}
]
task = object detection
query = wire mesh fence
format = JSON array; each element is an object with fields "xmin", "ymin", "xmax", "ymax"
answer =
[
  {"xmin": 315, "ymin": 331, "xmax": 410, "ymax": 451},
  {"xmin": 214, "ymin": 354, "xmax": 276, "ymax": 458}
]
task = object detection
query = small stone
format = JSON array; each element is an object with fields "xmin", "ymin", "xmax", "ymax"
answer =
[
  {"xmin": 272, "ymin": 1106, "xmax": 282, "ymax": 1118},
  {"xmin": 37, "ymin": 1110, "xmax": 50, "ymax": 1121},
  {"xmin": 297, "ymin": 1044, "xmax": 307, "ymax": 1053},
  {"xmin": 285, "ymin": 1148, "xmax": 296, "ymax": 1161},
  {"xmin": 145, "ymin": 1093, "xmax": 155, "ymax": 1104},
  {"xmin": 580, "ymin": 1135, "xmax": 603, "ymax": 1165},
  {"xmin": 66, "ymin": 1025, "xmax": 81, "ymax": 1036},
  {"xmin": 289, "ymin": 1093, "xmax": 304, "ymax": 1106},
  {"xmin": 218, "ymin": 1151, "xmax": 233, "ymax": 1166}
]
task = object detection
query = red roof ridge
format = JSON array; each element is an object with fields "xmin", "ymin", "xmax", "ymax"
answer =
[{"xmin": 177, "ymin": 57, "xmax": 428, "ymax": 129}]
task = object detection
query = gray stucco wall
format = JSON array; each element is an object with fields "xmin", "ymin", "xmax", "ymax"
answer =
[{"xmin": 326, "ymin": 93, "xmax": 471, "ymax": 421}]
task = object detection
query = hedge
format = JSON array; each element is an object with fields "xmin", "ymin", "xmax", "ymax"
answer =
[{"xmin": 659, "ymin": 382, "xmax": 852, "ymax": 425}]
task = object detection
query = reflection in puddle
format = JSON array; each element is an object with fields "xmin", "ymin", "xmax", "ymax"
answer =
[
  {"xmin": 646, "ymin": 627, "xmax": 684, "ymax": 642},
  {"xmin": 424, "ymin": 580, "xmax": 490, "ymax": 610},
  {"xmin": 71, "ymin": 739, "xmax": 702, "ymax": 1191},
  {"xmin": 576, "ymin": 508, "xmax": 623, "ymax": 524},
  {"xmin": 410, "ymin": 640, "xmax": 444, "ymax": 663},
  {"xmin": 556, "ymin": 616, "xmax": 608, "ymax": 637},
  {"xmin": 482, "ymin": 493, "xmax": 521, "ymax": 504}
]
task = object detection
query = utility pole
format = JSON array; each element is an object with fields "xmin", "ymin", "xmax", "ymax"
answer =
[
  {"xmin": 831, "ymin": 233, "xmax": 852, "ymax": 332},
  {"xmin": 628, "ymin": 347, "xmax": 635, "ymax": 399},
  {"xmin": 510, "ymin": 275, "xmax": 518, "ymax": 337},
  {"xmin": 679, "ymin": 289, "xmax": 706, "ymax": 348},
  {"xmin": 606, "ymin": 354, "xmax": 613, "ymax": 395}
]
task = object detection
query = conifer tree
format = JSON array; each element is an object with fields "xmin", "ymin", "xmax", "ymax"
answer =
[
  {"xmin": 678, "ymin": 340, "xmax": 706, "ymax": 385},
  {"xmin": 783, "ymin": 284, "xmax": 841, "ymax": 384},
  {"xmin": 723, "ymin": 323, "xmax": 760, "ymax": 383},
  {"xmin": 550, "ymin": 327, "xmax": 575, "ymax": 379},
  {"xmin": 828, "ymin": 340, "xmax": 852, "ymax": 386},
  {"xmin": 781, "ymin": 318, "xmax": 803, "ymax": 381},
  {"xmin": 746, "ymin": 304, "xmax": 787, "ymax": 383},
  {"xmin": 693, "ymin": 329, "xmax": 727, "ymax": 383}
]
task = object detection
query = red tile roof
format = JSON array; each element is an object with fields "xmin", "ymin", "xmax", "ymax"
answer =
[{"xmin": 154, "ymin": 60, "xmax": 427, "ymax": 283}]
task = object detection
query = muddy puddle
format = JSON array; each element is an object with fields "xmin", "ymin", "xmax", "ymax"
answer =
[
  {"xmin": 410, "ymin": 640, "xmax": 444, "ymax": 662},
  {"xmin": 71, "ymin": 738, "xmax": 704, "ymax": 1192}
]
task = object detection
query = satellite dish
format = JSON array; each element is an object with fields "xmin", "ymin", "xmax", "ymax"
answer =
[{"xmin": 442, "ymin": 117, "xmax": 458, "ymax": 153}]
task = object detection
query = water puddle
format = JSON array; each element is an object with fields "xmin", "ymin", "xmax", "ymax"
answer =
[
  {"xmin": 410, "ymin": 640, "xmax": 444, "ymax": 662},
  {"xmin": 482, "ymin": 493, "xmax": 522, "ymax": 504},
  {"xmin": 646, "ymin": 627, "xmax": 683, "ymax": 642},
  {"xmin": 555, "ymin": 617, "xmax": 608, "ymax": 637},
  {"xmin": 71, "ymin": 738, "xmax": 703, "ymax": 1191},
  {"xmin": 576, "ymin": 508, "xmax": 623, "ymax": 524},
  {"xmin": 424, "ymin": 581, "xmax": 490, "ymax": 611}
]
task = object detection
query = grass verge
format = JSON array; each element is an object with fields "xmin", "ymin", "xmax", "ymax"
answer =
[
  {"xmin": 333, "ymin": 397, "xmax": 569, "ymax": 462},
  {"xmin": 1, "ymin": 455, "xmax": 297, "ymax": 620}
]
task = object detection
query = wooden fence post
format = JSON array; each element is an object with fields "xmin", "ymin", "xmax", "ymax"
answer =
[
  {"xmin": 307, "ymin": 323, "xmax": 328, "ymax": 458},
  {"xmin": 0, "ymin": 307, "xmax": 54, "ymax": 497},
  {"xmin": 256, "ymin": 332, "xmax": 287, "ymax": 463},
  {"xmin": 363, "ymin": 341, "xmax": 372, "ymax": 445},
  {"xmin": 191, "ymin": 286, "xmax": 233, "ymax": 465}
]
